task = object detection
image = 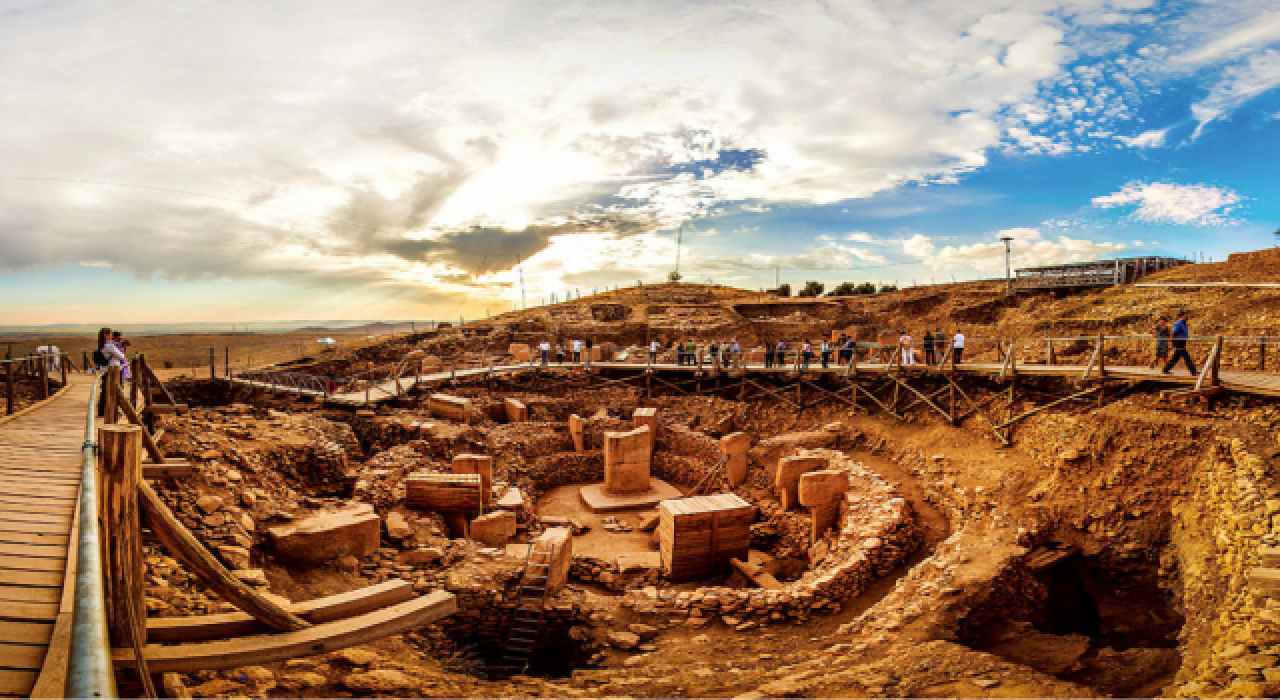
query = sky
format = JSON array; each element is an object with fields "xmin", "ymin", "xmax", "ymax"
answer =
[{"xmin": 1, "ymin": 0, "xmax": 1278, "ymax": 325}]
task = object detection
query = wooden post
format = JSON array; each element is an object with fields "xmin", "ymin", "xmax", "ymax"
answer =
[
  {"xmin": 60, "ymin": 353, "xmax": 67, "ymax": 385},
  {"xmin": 104, "ymin": 365, "xmax": 121, "ymax": 423},
  {"xmin": 1211, "ymin": 335, "xmax": 1223, "ymax": 386},
  {"xmin": 1047, "ymin": 338, "xmax": 1057, "ymax": 366},
  {"xmin": 37, "ymin": 354, "xmax": 49, "ymax": 399},
  {"xmin": 1261, "ymin": 335, "xmax": 1268, "ymax": 372},
  {"xmin": 98, "ymin": 424, "xmax": 146, "ymax": 648},
  {"xmin": 5, "ymin": 359, "xmax": 12, "ymax": 415},
  {"xmin": 1097, "ymin": 333, "xmax": 1106, "ymax": 377},
  {"xmin": 210, "ymin": 348, "xmax": 216, "ymax": 379},
  {"xmin": 129, "ymin": 357, "xmax": 140, "ymax": 408},
  {"xmin": 113, "ymin": 382, "xmax": 166, "ymax": 464},
  {"xmin": 83, "ymin": 350, "xmax": 90, "ymax": 371}
]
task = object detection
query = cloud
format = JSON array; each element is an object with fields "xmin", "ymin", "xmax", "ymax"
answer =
[
  {"xmin": 845, "ymin": 232, "xmax": 879, "ymax": 244},
  {"xmin": 1115, "ymin": 127, "xmax": 1169, "ymax": 148},
  {"xmin": 912, "ymin": 230, "xmax": 1131, "ymax": 272},
  {"xmin": 1191, "ymin": 49, "xmax": 1280, "ymax": 137},
  {"xmin": 1091, "ymin": 181, "xmax": 1243, "ymax": 225}
]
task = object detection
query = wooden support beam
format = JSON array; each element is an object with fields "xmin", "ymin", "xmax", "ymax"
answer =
[
  {"xmin": 887, "ymin": 375, "xmax": 952, "ymax": 424},
  {"xmin": 98, "ymin": 425, "xmax": 147, "ymax": 649},
  {"xmin": 142, "ymin": 460, "xmax": 194, "ymax": 480},
  {"xmin": 113, "ymin": 383, "xmax": 165, "ymax": 464},
  {"xmin": 147, "ymin": 580, "xmax": 415, "ymax": 643},
  {"xmin": 948, "ymin": 378, "xmax": 1010, "ymax": 446},
  {"xmin": 111, "ymin": 591, "xmax": 456, "ymax": 673},
  {"xmin": 848, "ymin": 379, "xmax": 900, "ymax": 419},
  {"xmin": 138, "ymin": 481, "xmax": 310, "ymax": 632},
  {"xmin": 995, "ymin": 387, "xmax": 1099, "ymax": 430}
]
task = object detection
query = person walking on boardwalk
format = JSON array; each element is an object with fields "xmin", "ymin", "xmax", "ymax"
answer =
[
  {"xmin": 820, "ymin": 339, "xmax": 831, "ymax": 368},
  {"xmin": 952, "ymin": 329, "xmax": 965, "ymax": 365},
  {"xmin": 1149, "ymin": 317, "xmax": 1171, "ymax": 369},
  {"xmin": 571, "ymin": 338, "xmax": 582, "ymax": 363},
  {"xmin": 763, "ymin": 340, "xmax": 774, "ymax": 369},
  {"xmin": 801, "ymin": 340, "xmax": 813, "ymax": 369},
  {"xmin": 649, "ymin": 339, "xmax": 660, "ymax": 363},
  {"xmin": 1162, "ymin": 311, "xmax": 1197, "ymax": 375},
  {"xmin": 900, "ymin": 331, "xmax": 916, "ymax": 366},
  {"xmin": 686, "ymin": 339, "xmax": 697, "ymax": 366},
  {"xmin": 923, "ymin": 329, "xmax": 936, "ymax": 365},
  {"xmin": 555, "ymin": 342, "xmax": 566, "ymax": 364},
  {"xmin": 538, "ymin": 339, "xmax": 550, "ymax": 365}
]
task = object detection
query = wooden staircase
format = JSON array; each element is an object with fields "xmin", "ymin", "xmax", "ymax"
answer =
[{"xmin": 489, "ymin": 540, "xmax": 558, "ymax": 679}]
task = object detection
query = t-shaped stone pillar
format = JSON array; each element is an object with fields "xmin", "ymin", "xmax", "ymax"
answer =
[
  {"xmin": 632, "ymin": 407, "xmax": 659, "ymax": 449},
  {"xmin": 536, "ymin": 526, "xmax": 573, "ymax": 595},
  {"xmin": 568, "ymin": 414, "xmax": 584, "ymax": 454},
  {"xmin": 798, "ymin": 469, "xmax": 849, "ymax": 542},
  {"xmin": 604, "ymin": 425, "xmax": 652, "ymax": 494},
  {"xmin": 451, "ymin": 454, "xmax": 493, "ymax": 506},
  {"xmin": 775, "ymin": 455, "xmax": 828, "ymax": 510},
  {"xmin": 720, "ymin": 432, "xmax": 749, "ymax": 487}
]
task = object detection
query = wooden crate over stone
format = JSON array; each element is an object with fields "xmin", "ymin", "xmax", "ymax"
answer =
[
  {"xmin": 658, "ymin": 493, "xmax": 755, "ymax": 583},
  {"xmin": 405, "ymin": 472, "xmax": 483, "ymax": 516}
]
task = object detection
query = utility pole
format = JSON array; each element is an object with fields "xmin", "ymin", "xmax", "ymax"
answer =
[
  {"xmin": 775, "ymin": 266, "xmax": 779, "ymax": 289},
  {"xmin": 518, "ymin": 257, "xmax": 527, "ymax": 310},
  {"xmin": 1000, "ymin": 235, "xmax": 1014, "ymax": 297}
]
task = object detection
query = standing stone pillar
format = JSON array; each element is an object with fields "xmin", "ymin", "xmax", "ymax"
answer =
[
  {"xmin": 720, "ymin": 432, "xmax": 749, "ymax": 487},
  {"xmin": 568, "ymin": 414, "xmax": 584, "ymax": 453},
  {"xmin": 632, "ymin": 407, "xmax": 659, "ymax": 449},
  {"xmin": 604, "ymin": 425, "xmax": 652, "ymax": 494},
  {"xmin": 798, "ymin": 469, "xmax": 849, "ymax": 542},
  {"xmin": 452, "ymin": 454, "xmax": 493, "ymax": 506},
  {"xmin": 775, "ymin": 455, "xmax": 828, "ymax": 510}
]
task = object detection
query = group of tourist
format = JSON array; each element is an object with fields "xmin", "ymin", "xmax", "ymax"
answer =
[
  {"xmin": 537, "ymin": 337, "xmax": 594, "ymax": 365},
  {"xmin": 94, "ymin": 327, "xmax": 132, "ymax": 378}
]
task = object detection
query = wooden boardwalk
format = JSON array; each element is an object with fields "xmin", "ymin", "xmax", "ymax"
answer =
[
  {"xmin": 0, "ymin": 375, "xmax": 92, "ymax": 698},
  {"xmin": 229, "ymin": 358, "xmax": 1280, "ymax": 407}
]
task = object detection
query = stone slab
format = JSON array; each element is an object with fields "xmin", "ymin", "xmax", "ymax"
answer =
[
  {"xmin": 617, "ymin": 551, "xmax": 663, "ymax": 573},
  {"xmin": 579, "ymin": 478, "xmax": 682, "ymax": 513},
  {"xmin": 569, "ymin": 414, "xmax": 585, "ymax": 453},
  {"xmin": 720, "ymin": 432, "xmax": 750, "ymax": 487},
  {"xmin": 632, "ymin": 407, "xmax": 659, "ymax": 449},
  {"xmin": 604, "ymin": 425, "xmax": 652, "ymax": 494},
  {"xmin": 266, "ymin": 503, "xmax": 380, "ymax": 564},
  {"xmin": 503, "ymin": 398, "xmax": 528, "ymax": 423}
]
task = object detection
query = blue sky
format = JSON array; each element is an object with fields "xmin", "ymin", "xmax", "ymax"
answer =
[{"xmin": 0, "ymin": 0, "xmax": 1277, "ymax": 324}]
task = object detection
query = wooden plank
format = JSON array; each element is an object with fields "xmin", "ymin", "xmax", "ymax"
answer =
[
  {"xmin": 112, "ymin": 591, "xmax": 457, "ymax": 672},
  {"xmin": 0, "ymin": 531, "xmax": 68, "ymax": 547},
  {"xmin": 0, "ymin": 541, "xmax": 65, "ymax": 559},
  {"xmin": 0, "ymin": 669, "xmax": 38, "ymax": 696},
  {"xmin": 0, "ymin": 518, "xmax": 70, "ymax": 535},
  {"xmin": 0, "ymin": 600, "xmax": 58, "ymax": 623},
  {"xmin": 0, "ymin": 620, "xmax": 53, "ymax": 645},
  {"xmin": 0, "ymin": 555, "xmax": 64, "ymax": 572},
  {"xmin": 143, "ymin": 462, "xmax": 194, "ymax": 479},
  {"xmin": 0, "ymin": 586, "xmax": 60, "ymax": 604},
  {"xmin": 0, "ymin": 511, "xmax": 72, "ymax": 525},
  {"xmin": 0, "ymin": 502, "xmax": 75, "ymax": 517},
  {"xmin": 0, "ymin": 493, "xmax": 77, "ymax": 507},
  {"xmin": 0, "ymin": 643, "xmax": 46, "ymax": 670},
  {"xmin": 0, "ymin": 569, "xmax": 62, "ymax": 587},
  {"xmin": 147, "ymin": 580, "xmax": 415, "ymax": 643}
]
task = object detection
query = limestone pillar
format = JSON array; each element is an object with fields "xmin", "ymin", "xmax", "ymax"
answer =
[
  {"xmin": 569, "ymin": 414, "xmax": 584, "ymax": 453},
  {"xmin": 537, "ymin": 527, "xmax": 573, "ymax": 595},
  {"xmin": 504, "ymin": 398, "xmax": 528, "ymax": 422},
  {"xmin": 798, "ymin": 469, "xmax": 849, "ymax": 541},
  {"xmin": 720, "ymin": 432, "xmax": 749, "ymax": 487},
  {"xmin": 604, "ymin": 425, "xmax": 652, "ymax": 494},
  {"xmin": 452, "ymin": 454, "xmax": 493, "ymax": 505},
  {"xmin": 775, "ymin": 455, "xmax": 828, "ymax": 510},
  {"xmin": 632, "ymin": 407, "xmax": 659, "ymax": 449}
]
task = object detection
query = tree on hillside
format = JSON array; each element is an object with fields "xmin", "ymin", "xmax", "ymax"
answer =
[
  {"xmin": 879, "ymin": 283, "xmax": 898, "ymax": 293},
  {"xmin": 855, "ymin": 282, "xmax": 878, "ymax": 295},
  {"xmin": 773, "ymin": 283, "xmax": 792, "ymax": 297},
  {"xmin": 826, "ymin": 282, "xmax": 857, "ymax": 297},
  {"xmin": 798, "ymin": 280, "xmax": 825, "ymax": 297}
]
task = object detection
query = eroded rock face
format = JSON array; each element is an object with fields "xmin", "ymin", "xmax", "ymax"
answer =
[{"xmin": 266, "ymin": 503, "xmax": 380, "ymax": 563}]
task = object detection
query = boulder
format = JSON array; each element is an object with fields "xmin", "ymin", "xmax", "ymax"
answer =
[
  {"xmin": 215, "ymin": 544, "xmax": 251, "ymax": 570},
  {"xmin": 267, "ymin": 503, "xmax": 380, "ymax": 564},
  {"xmin": 342, "ymin": 670, "xmax": 414, "ymax": 694},
  {"xmin": 384, "ymin": 510, "xmax": 414, "ymax": 540},
  {"xmin": 608, "ymin": 631, "xmax": 641, "ymax": 650}
]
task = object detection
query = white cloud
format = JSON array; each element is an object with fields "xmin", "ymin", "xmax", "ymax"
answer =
[
  {"xmin": 1191, "ymin": 49, "xmax": 1280, "ymax": 137},
  {"xmin": 845, "ymin": 232, "xmax": 879, "ymax": 244},
  {"xmin": 1091, "ymin": 181, "xmax": 1243, "ymax": 225},
  {"xmin": 902, "ymin": 234, "xmax": 936, "ymax": 258},
  {"xmin": 912, "ymin": 230, "xmax": 1130, "ymax": 271},
  {"xmin": 1115, "ymin": 127, "xmax": 1169, "ymax": 148}
]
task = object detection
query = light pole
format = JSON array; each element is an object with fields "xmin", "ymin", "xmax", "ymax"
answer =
[{"xmin": 1000, "ymin": 235, "xmax": 1014, "ymax": 297}]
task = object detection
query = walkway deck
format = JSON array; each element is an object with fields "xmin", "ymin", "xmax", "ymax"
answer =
[
  {"xmin": 0, "ymin": 375, "xmax": 91, "ymax": 698},
  {"xmin": 229, "ymin": 358, "xmax": 1280, "ymax": 407}
]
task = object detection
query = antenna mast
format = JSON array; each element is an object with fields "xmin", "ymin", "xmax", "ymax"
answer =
[
  {"xmin": 518, "ymin": 257, "xmax": 527, "ymax": 309},
  {"xmin": 668, "ymin": 223, "xmax": 684, "ymax": 283}
]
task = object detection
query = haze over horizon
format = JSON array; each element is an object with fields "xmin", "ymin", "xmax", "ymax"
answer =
[{"xmin": 1, "ymin": 0, "xmax": 1277, "ymax": 324}]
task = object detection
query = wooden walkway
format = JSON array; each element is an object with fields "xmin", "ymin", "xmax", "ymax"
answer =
[
  {"xmin": 0, "ymin": 375, "xmax": 91, "ymax": 698},
  {"xmin": 229, "ymin": 358, "xmax": 1280, "ymax": 407}
]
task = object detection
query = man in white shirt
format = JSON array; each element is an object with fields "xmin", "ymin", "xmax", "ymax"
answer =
[
  {"xmin": 649, "ymin": 340, "xmax": 660, "ymax": 363},
  {"xmin": 571, "ymin": 339, "xmax": 582, "ymax": 363},
  {"xmin": 539, "ymin": 340, "xmax": 551, "ymax": 365},
  {"xmin": 952, "ymin": 330, "xmax": 965, "ymax": 364}
]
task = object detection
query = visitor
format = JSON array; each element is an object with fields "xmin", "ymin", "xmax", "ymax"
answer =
[
  {"xmin": 801, "ymin": 340, "xmax": 813, "ymax": 369},
  {"xmin": 763, "ymin": 340, "xmax": 773, "ymax": 369},
  {"xmin": 1149, "ymin": 317, "xmax": 1171, "ymax": 369},
  {"xmin": 952, "ymin": 330, "xmax": 965, "ymax": 365},
  {"xmin": 93, "ymin": 327, "xmax": 112, "ymax": 369},
  {"xmin": 571, "ymin": 338, "xmax": 582, "ymax": 363},
  {"xmin": 1162, "ymin": 311, "xmax": 1197, "ymax": 375},
  {"xmin": 585, "ymin": 338, "xmax": 593, "ymax": 363},
  {"xmin": 709, "ymin": 340, "xmax": 719, "ymax": 366},
  {"xmin": 843, "ymin": 335, "xmax": 856, "ymax": 365},
  {"xmin": 676, "ymin": 339, "xmax": 685, "ymax": 366},
  {"xmin": 776, "ymin": 340, "xmax": 788, "ymax": 368},
  {"xmin": 538, "ymin": 339, "xmax": 550, "ymax": 365},
  {"xmin": 820, "ymin": 339, "xmax": 831, "ymax": 368},
  {"xmin": 119, "ymin": 339, "xmax": 134, "ymax": 380},
  {"xmin": 555, "ymin": 342, "xmax": 565, "ymax": 364},
  {"xmin": 901, "ymin": 331, "xmax": 915, "ymax": 366},
  {"xmin": 934, "ymin": 328, "xmax": 945, "ymax": 364},
  {"xmin": 106, "ymin": 331, "xmax": 129, "ymax": 376},
  {"xmin": 686, "ymin": 339, "xmax": 696, "ymax": 366},
  {"xmin": 923, "ymin": 329, "xmax": 935, "ymax": 365},
  {"xmin": 729, "ymin": 338, "xmax": 741, "ymax": 367},
  {"xmin": 649, "ymin": 339, "xmax": 660, "ymax": 364}
]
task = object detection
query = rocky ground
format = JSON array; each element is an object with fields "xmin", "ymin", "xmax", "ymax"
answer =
[{"xmin": 131, "ymin": 253, "xmax": 1280, "ymax": 698}]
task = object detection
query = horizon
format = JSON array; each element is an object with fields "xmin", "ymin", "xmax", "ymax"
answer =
[{"xmin": 1, "ymin": 1, "xmax": 1278, "ymax": 324}]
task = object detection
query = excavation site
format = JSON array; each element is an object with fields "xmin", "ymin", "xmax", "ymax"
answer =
[{"xmin": 5, "ymin": 250, "xmax": 1246, "ymax": 698}]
